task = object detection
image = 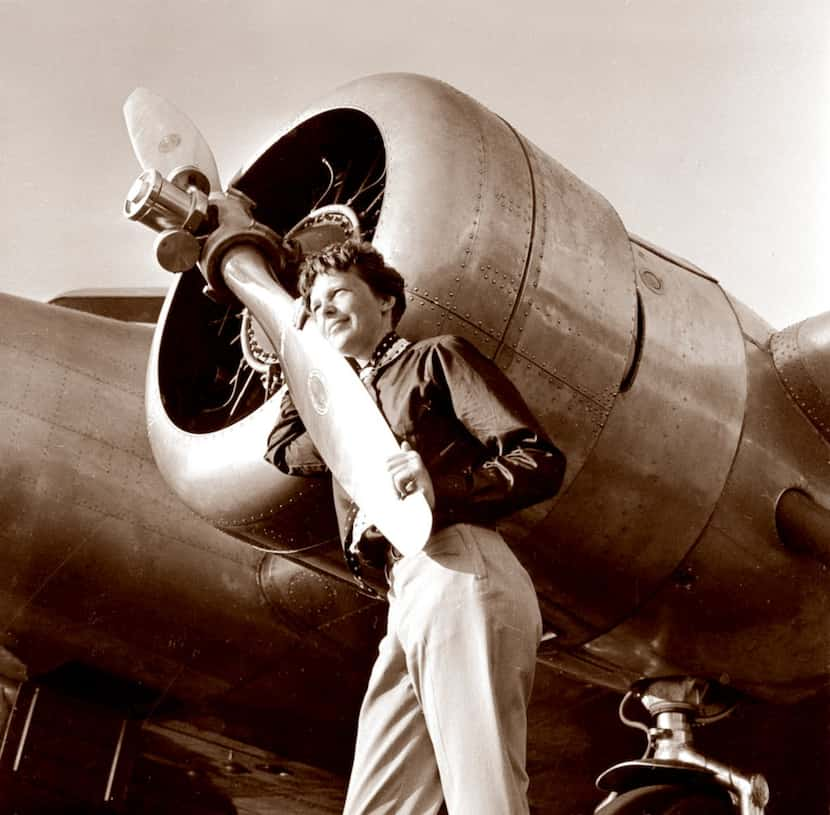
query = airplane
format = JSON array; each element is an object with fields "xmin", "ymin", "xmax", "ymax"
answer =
[{"xmin": 0, "ymin": 72, "xmax": 827, "ymax": 813}]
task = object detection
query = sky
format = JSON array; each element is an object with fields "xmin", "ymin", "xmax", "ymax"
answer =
[{"xmin": 1, "ymin": 0, "xmax": 828, "ymax": 329}]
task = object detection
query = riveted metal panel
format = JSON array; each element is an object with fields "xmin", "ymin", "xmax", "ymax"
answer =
[
  {"xmin": 795, "ymin": 312, "xmax": 830, "ymax": 392},
  {"xmin": 405, "ymin": 292, "xmax": 501, "ymax": 357},
  {"xmin": 581, "ymin": 341, "xmax": 830, "ymax": 702},
  {"xmin": 771, "ymin": 311, "xmax": 830, "ymax": 439},
  {"xmin": 500, "ymin": 138, "xmax": 637, "ymax": 405},
  {"xmin": 495, "ymin": 136, "xmax": 638, "ymax": 489},
  {"xmin": 520, "ymin": 244, "xmax": 747, "ymax": 641},
  {"xmin": 316, "ymin": 74, "xmax": 535, "ymax": 344},
  {"xmin": 0, "ymin": 298, "xmax": 276, "ymax": 683}
]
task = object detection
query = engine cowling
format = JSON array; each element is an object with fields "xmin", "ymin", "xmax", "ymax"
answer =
[{"xmin": 145, "ymin": 72, "xmax": 637, "ymax": 581}]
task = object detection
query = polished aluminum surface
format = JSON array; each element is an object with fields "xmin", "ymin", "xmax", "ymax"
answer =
[
  {"xmin": 581, "ymin": 330, "xmax": 830, "ymax": 701},
  {"xmin": 530, "ymin": 239, "xmax": 746, "ymax": 637}
]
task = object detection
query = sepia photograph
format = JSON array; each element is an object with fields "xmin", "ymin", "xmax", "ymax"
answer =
[{"xmin": 1, "ymin": 2, "xmax": 828, "ymax": 812}]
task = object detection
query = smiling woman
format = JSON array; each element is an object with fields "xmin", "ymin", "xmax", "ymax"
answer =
[
  {"xmin": 261, "ymin": 223, "xmax": 566, "ymax": 813},
  {"xmin": 308, "ymin": 270, "xmax": 394, "ymax": 362},
  {"xmin": 302, "ymin": 243, "xmax": 404, "ymax": 364}
]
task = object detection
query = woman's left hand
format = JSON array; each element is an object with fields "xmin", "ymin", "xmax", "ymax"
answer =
[{"xmin": 386, "ymin": 441, "xmax": 435, "ymax": 509}]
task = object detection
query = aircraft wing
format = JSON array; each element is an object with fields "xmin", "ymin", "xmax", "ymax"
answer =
[{"xmin": 48, "ymin": 288, "xmax": 167, "ymax": 323}]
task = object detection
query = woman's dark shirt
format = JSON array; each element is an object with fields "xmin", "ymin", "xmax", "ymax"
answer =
[{"xmin": 265, "ymin": 333, "xmax": 565, "ymax": 548}]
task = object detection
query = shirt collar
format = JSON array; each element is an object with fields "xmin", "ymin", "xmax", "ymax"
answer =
[{"xmin": 358, "ymin": 331, "xmax": 411, "ymax": 383}]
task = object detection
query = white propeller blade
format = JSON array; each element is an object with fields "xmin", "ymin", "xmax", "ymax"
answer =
[{"xmin": 123, "ymin": 87, "xmax": 222, "ymax": 192}]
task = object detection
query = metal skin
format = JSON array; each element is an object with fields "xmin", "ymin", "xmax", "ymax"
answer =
[{"xmin": 143, "ymin": 74, "xmax": 829, "ymax": 706}]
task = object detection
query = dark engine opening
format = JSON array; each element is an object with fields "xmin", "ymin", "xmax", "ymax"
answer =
[{"xmin": 157, "ymin": 109, "xmax": 386, "ymax": 434}]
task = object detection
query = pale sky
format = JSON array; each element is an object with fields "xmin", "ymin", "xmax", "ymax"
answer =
[{"xmin": 2, "ymin": 0, "xmax": 828, "ymax": 329}]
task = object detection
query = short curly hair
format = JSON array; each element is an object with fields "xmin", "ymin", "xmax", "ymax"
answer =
[{"xmin": 298, "ymin": 239, "xmax": 407, "ymax": 327}]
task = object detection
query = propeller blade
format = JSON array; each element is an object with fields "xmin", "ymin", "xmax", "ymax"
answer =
[
  {"xmin": 219, "ymin": 246, "xmax": 433, "ymax": 557},
  {"xmin": 123, "ymin": 88, "xmax": 222, "ymax": 192},
  {"xmin": 280, "ymin": 322, "xmax": 433, "ymax": 557}
]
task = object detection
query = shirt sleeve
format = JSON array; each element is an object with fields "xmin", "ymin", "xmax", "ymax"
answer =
[
  {"xmin": 264, "ymin": 387, "xmax": 329, "ymax": 476},
  {"xmin": 427, "ymin": 336, "xmax": 566, "ymax": 524}
]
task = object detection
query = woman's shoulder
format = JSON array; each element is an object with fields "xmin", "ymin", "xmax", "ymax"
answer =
[{"xmin": 408, "ymin": 334, "xmax": 477, "ymax": 355}]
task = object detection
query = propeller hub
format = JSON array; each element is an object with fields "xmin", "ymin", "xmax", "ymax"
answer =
[{"xmin": 123, "ymin": 168, "xmax": 209, "ymax": 239}]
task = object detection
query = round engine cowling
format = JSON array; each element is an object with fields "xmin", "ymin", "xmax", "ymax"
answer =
[{"xmin": 145, "ymin": 73, "xmax": 637, "ymax": 574}]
